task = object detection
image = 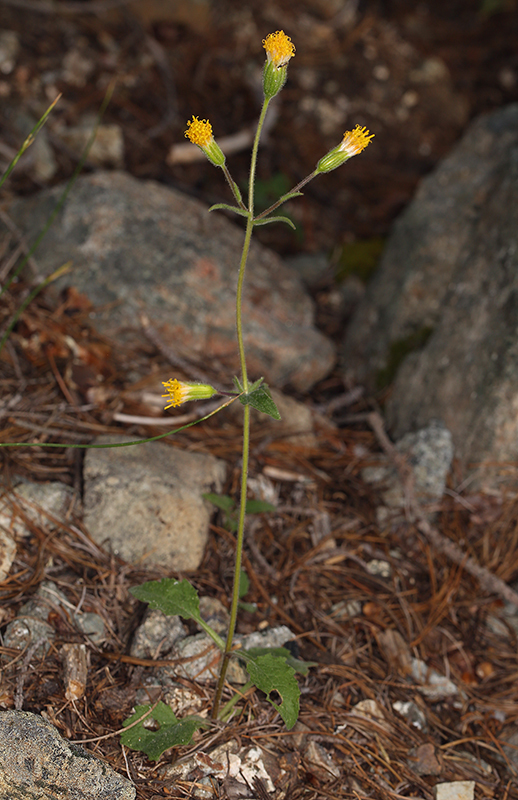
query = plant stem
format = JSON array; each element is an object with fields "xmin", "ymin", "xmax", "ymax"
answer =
[
  {"xmin": 222, "ymin": 164, "xmax": 247, "ymax": 210},
  {"xmin": 211, "ymin": 98, "xmax": 271, "ymax": 719},
  {"xmin": 235, "ymin": 219, "xmax": 253, "ymax": 392},
  {"xmin": 0, "ymin": 94, "xmax": 61, "ymax": 191},
  {"xmin": 218, "ymin": 680, "xmax": 254, "ymax": 722},
  {"xmin": 254, "ymin": 170, "xmax": 318, "ymax": 220}
]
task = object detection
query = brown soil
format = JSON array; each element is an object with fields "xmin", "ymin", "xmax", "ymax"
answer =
[{"xmin": 2, "ymin": 1, "xmax": 518, "ymax": 799}]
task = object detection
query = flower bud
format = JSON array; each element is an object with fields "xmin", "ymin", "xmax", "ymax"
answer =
[
  {"xmin": 262, "ymin": 30, "xmax": 295, "ymax": 99},
  {"xmin": 184, "ymin": 116, "xmax": 225, "ymax": 167},
  {"xmin": 162, "ymin": 378, "xmax": 218, "ymax": 410},
  {"xmin": 316, "ymin": 125, "xmax": 374, "ymax": 174}
]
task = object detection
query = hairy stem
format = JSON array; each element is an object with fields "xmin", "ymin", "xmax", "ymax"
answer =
[
  {"xmin": 254, "ymin": 170, "xmax": 318, "ymax": 220},
  {"xmin": 222, "ymin": 163, "xmax": 247, "ymax": 210},
  {"xmin": 212, "ymin": 98, "xmax": 270, "ymax": 719}
]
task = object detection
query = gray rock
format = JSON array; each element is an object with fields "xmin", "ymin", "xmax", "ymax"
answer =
[
  {"xmin": 0, "ymin": 479, "xmax": 75, "ymax": 583},
  {"xmin": 0, "ymin": 710, "xmax": 135, "ymax": 800},
  {"xmin": 130, "ymin": 608, "xmax": 186, "ymax": 660},
  {"xmin": 167, "ymin": 632, "xmax": 225, "ymax": 682},
  {"xmin": 0, "ymin": 528, "xmax": 16, "ymax": 583},
  {"xmin": 392, "ymin": 700, "xmax": 428, "ymax": 732},
  {"xmin": 240, "ymin": 625, "xmax": 295, "ymax": 651},
  {"xmin": 3, "ymin": 581, "xmax": 106, "ymax": 655},
  {"xmin": 501, "ymin": 727, "xmax": 518, "ymax": 772},
  {"xmin": 0, "ymin": 30, "xmax": 19, "ymax": 74},
  {"xmin": 362, "ymin": 421, "xmax": 454, "ymax": 513},
  {"xmin": 198, "ymin": 596, "xmax": 230, "ymax": 635},
  {"xmin": 8, "ymin": 171, "xmax": 335, "ymax": 392},
  {"xmin": 434, "ymin": 782, "xmax": 475, "ymax": 800},
  {"xmin": 3, "ymin": 581, "xmax": 70, "ymax": 655},
  {"xmin": 3, "ymin": 615, "xmax": 55, "ymax": 658},
  {"xmin": 342, "ymin": 104, "xmax": 518, "ymax": 482},
  {"xmin": 83, "ymin": 437, "xmax": 225, "ymax": 571},
  {"xmin": 0, "ymin": 480, "xmax": 75, "ymax": 541},
  {"xmin": 303, "ymin": 740, "xmax": 341, "ymax": 781},
  {"xmin": 73, "ymin": 612, "xmax": 105, "ymax": 645},
  {"xmin": 57, "ymin": 122, "xmax": 124, "ymax": 168},
  {"xmin": 411, "ymin": 658, "xmax": 460, "ymax": 701}
]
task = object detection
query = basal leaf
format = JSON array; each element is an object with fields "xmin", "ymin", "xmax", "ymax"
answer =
[
  {"xmin": 246, "ymin": 653, "xmax": 300, "ymax": 729},
  {"xmin": 121, "ymin": 702, "xmax": 205, "ymax": 761},
  {"xmin": 245, "ymin": 500, "xmax": 276, "ymax": 515},
  {"xmin": 202, "ymin": 492, "xmax": 235, "ymax": 513},
  {"xmin": 245, "ymin": 646, "xmax": 316, "ymax": 676},
  {"xmin": 239, "ymin": 384, "xmax": 281, "ymax": 420},
  {"xmin": 238, "ymin": 601, "xmax": 257, "ymax": 613},
  {"xmin": 239, "ymin": 568, "xmax": 250, "ymax": 598},
  {"xmin": 130, "ymin": 578, "xmax": 201, "ymax": 622}
]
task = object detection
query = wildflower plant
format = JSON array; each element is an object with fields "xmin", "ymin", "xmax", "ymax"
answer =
[
  {"xmin": 1, "ymin": 32, "xmax": 373, "ymax": 762},
  {"xmin": 126, "ymin": 30, "xmax": 374, "ymax": 756}
]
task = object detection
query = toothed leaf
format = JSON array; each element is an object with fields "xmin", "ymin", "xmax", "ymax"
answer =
[
  {"xmin": 245, "ymin": 646, "xmax": 316, "ymax": 676},
  {"xmin": 239, "ymin": 384, "xmax": 281, "ymax": 419},
  {"xmin": 121, "ymin": 702, "xmax": 205, "ymax": 761},
  {"xmin": 130, "ymin": 578, "xmax": 201, "ymax": 622},
  {"xmin": 246, "ymin": 653, "xmax": 300, "ymax": 729}
]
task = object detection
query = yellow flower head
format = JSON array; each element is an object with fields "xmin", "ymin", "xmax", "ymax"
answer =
[
  {"xmin": 184, "ymin": 116, "xmax": 225, "ymax": 167},
  {"xmin": 185, "ymin": 116, "xmax": 213, "ymax": 147},
  {"xmin": 339, "ymin": 125, "xmax": 375, "ymax": 157},
  {"xmin": 162, "ymin": 378, "xmax": 217, "ymax": 410},
  {"xmin": 263, "ymin": 30, "xmax": 295, "ymax": 68},
  {"xmin": 315, "ymin": 124, "xmax": 374, "ymax": 174}
]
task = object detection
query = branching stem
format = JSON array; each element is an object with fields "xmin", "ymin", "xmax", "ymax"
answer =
[{"xmin": 212, "ymin": 98, "xmax": 271, "ymax": 719}]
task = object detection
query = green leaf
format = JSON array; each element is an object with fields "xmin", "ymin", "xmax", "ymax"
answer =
[
  {"xmin": 244, "ymin": 499, "xmax": 276, "ymax": 515},
  {"xmin": 130, "ymin": 578, "xmax": 225, "ymax": 649},
  {"xmin": 202, "ymin": 492, "xmax": 237, "ymax": 531},
  {"xmin": 203, "ymin": 494, "xmax": 276, "ymax": 535},
  {"xmin": 130, "ymin": 578, "xmax": 201, "ymax": 622},
  {"xmin": 278, "ymin": 191, "xmax": 303, "ymax": 203},
  {"xmin": 245, "ymin": 646, "xmax": 316, "ymax": 676},
  {"xmin": 121, "ymin": 702, "xmax": 206, "ymax": 761},
  {"xmin": 202, "ymin": 492, "xmax": 235, "ymax": 514},
  {"xmin": 232, "ymin": 181, "xmax": 243, "ymax": 204},
  {"xmin": 246, "ymin": 653, "xmax": 300, "ymax": 729},
  {"xmin": 253, "ymin": 215, "xmax": 296, "ymax": 230},
  {"xmin": 239, "ymin": 568, "xmax": 250, "ymax": 598},
  {"xmin": 240, "ymin": 384, "xmax": 281, "ymax": 420},
  {"xmin": 247, "ymin": 377, "xmax": 265, "ymax": 393},
  {"xmin": 238, "ymin": 601, "xmax": 257, "ymax": 613},
  {"xmin": 208, "ymin": 203, "xmax": 250, "ymax": 217},
  {"xmin": 233, "ymin": 376, "xmax": 244, "ymax": 393}
]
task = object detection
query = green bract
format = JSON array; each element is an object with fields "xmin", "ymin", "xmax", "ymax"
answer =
[
  {"xmin": 263, "ymin": 61, "xmax": 288, "ymax": 99},
  {"xmin": 316, "ymin": 145, "xmax": 351, "ymax": 174}
]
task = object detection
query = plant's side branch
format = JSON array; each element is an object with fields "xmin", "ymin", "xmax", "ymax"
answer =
[{"xmin": 254, "ymin": 170, "xmax": 317, "ymax": 220}]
